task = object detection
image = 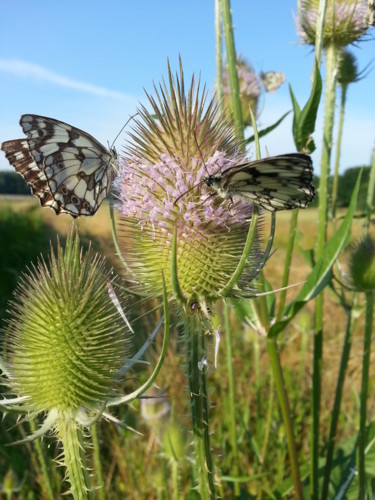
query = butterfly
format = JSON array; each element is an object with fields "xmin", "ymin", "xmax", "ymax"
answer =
[
  {"xmin": 1, "ymin": 114, "xmax": 117, "ymax": 217},
  {"xmin": 259, "ymin": 71, "xmax": 286, "ymax": 93},
  {"xmin": 203, "ymin": 153, "xmax": 315, "ymax": 212}
]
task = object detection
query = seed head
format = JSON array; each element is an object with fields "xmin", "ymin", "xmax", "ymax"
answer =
[
  {"xmin": 115, "ymin": 62, "xmax": 262, "ymax": 304},
  {"xmin": 296, "ymin": 0, "xmax": 369, "ymax": 47}
]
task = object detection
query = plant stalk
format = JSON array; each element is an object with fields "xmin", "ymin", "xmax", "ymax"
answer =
[
  {"xmin": 331, "ymin": 84, "xmax": 347, "ymax": 219},
  {"xmin": 182, "ymin": 311, "xmax": 216, "ymax": 499},
  {"xmin": 220, "ymin": 0, "xmax": 244, "ymax": 142},
  {"xmin": 321, "ymin": 296, "xmax": 357, "ymax": 499},
  {"xmin": 358, "ymin": 291, "xmax": 374, "ymax": 499},
  {"xmin": 58, "ymin": 415, "xmax": 90, "ymax": 500},
  {"xmin": 223, "ymin": 301, "xmax": 240, "ymax": 496},
  {"xmin": 312, "ymin": 41, "xmax": 339, "ymax": 500}
]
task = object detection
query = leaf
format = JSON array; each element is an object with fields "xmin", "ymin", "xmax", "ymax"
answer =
[
  {"xmin": 289, "ymin": 59, "xmax": 322, "ymax": 153},
  {"xmin": 298, "ymin": 60, "xmax": 322, "ymax": 153},
  {"xmin": 268, "ymin": 170, "xmax": 362, "ymax": 338},
  {"xmin": 245, "ymin": 111, "xmax": 291, "ymax": 144}
]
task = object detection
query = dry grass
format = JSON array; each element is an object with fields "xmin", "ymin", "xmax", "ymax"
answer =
[{"xmin": 1, "ymin": 195, "xmax": 374, "ymax": 445}]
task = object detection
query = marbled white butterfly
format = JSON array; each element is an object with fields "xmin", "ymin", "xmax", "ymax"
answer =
[
  {"xmin": 204, "ymin": 153, "xmax": 315, "ymax": 211},
  {"xmin": 259, "ymin": 71, "xmax": 286, "ymax": 93},
  {"xmin": 1, "ymin": 114, "xmax": 117, "ymax": 217}
]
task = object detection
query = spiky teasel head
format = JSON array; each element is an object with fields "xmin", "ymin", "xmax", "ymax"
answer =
[
  {"xmin": 296, "ymin": 0, "xmax": 369, "ymax": 47},
  {"xmin": 222, "ymin": 57, "xmax": 261, "ymax": 126},
  {"xmin": 348, "ymin": 235, "xmax": 375, "ymax": 292},
  {"xmin": 2, "ymin": 231, "xmax": 130, "ymax": 416},
  {"xmin": 115, "ymin": 61, "xmax": 262, "ymax": 310}
]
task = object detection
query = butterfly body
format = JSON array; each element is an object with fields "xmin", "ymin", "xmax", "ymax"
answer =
[
  {"xmin": 204, "ymin": 153, "xmax": 315, "ymax": 212},
  {"xmin": 1, "ymin": 115, "xmax": 116, "ymax": 217}
]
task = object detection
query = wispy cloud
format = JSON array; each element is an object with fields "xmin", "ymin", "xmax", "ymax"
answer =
[{"xmin": 0, "ymin": 59, "xmax": 131, "ymax": 101}]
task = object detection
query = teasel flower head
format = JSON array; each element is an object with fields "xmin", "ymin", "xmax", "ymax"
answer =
[
  {"xmin": 337, "ymin": 48, "xmax": 372, "ymax": 88},
  {"xmin": 296, "ymin": 0, "xmax": 370, "ymax": 47},
  {"xmin": 115, "ymin": 61, "xmax": 262, "ymax": 310},
  {"xmin": 222, "ymin": 57, "xmax": 261, "ymax": 126},
  {"xmin": 348, "ymin": 235, "xmax": 375, "ymax": 292},
  {"xmin": 1, "ymin": 231, "xmax": 131, "ymax": 426}
]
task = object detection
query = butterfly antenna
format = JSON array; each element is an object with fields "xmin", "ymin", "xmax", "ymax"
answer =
[
  {"xmin": 173, "ymin": 133, "xmax": 213, "ymax": 206},
  {"xmin": 109, "ymin": 112, "xmax": 139, "ymax": 150},
  {"xmin": 173, "ymin": 179, "xmax": 205, "ymax": 206},
  {"xmin": 193, "ymin": 132, "xmax": 210, "ymax": 175}
]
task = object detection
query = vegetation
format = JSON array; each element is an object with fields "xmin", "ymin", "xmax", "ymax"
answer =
[{"xmin": 1, "ymin": 1, "xmax": 374, "ymax": 499}]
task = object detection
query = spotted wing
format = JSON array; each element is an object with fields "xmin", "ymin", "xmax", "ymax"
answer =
[
  {"xmin": 1, "ymin": 114, "xmax": 115, "ymax": 217},
  {"xmin": 222, "ymin": 153, "xmax": 315, "ymax": 211},
  {"xmin": 259, "ymin": 71, "xmax": 286, "ymax": 93}
]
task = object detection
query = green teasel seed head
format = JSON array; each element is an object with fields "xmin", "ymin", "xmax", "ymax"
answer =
[
  {"xmin": 296, "ymin": 0, "xmax": 370, "ymax": 47},
  {"xmin": 349, "ymin": 235, "xmax": 375, "ymax": 292},
  {"xmin": 3, "ymin": 232, "xmax": 130, "ymax": 414},
  {"xmin": 115, "ymin": 61, "xmax": 262, "ymax": 304}
]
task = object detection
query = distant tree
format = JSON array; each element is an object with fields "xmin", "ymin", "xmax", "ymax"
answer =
[
  {"xmin": 0, "ymin": 172, "xmax": 30, "ymax": 195},
  {"xmin": 336, "ymin": 166, "xmax": 370, "ymax": 209}
]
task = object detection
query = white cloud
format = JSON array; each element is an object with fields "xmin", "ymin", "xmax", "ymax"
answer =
[{"xmin": 0, "ymin": 59, "xmax": 131, "ymax": 101}]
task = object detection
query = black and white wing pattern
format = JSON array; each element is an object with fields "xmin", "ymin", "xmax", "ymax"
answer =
[
  {"xmin": 1, "ymin": 114, "xmax": 117, "ymax": 217},
  {"xmin": 204, "ymin": 153, "xmax": 315, "ymax": 212},
  {"xmin": 259, "ymin": 71, "xmax": 286, "ymax": 93}
]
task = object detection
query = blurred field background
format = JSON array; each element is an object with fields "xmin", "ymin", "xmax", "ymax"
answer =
[{"xmin": 1, "ymin": 194, "xmax": 371, "ymax": 498}]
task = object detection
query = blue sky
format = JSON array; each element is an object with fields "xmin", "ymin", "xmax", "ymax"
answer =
[{"xmin": 0, "ymin": 1, "xmax": 374, "ymax": 174}]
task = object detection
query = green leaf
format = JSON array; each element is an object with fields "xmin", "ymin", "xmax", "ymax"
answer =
[
  {"xmin": 245, "ymin": 111, "xmax": 291, "ymax": 145},
  {"xmin": 298, "ymin": 60, "xmax": 322, "ymax": 153},
  {"xmin": 289, "ymin": 84, "xmax": 301, "ymax": 144},
  {"xmin": 268, "ymin": 170, "xmax": 362, "ymax": 338},
  {"xmin": 289, "ymin": 60, "xmax": 322, "ymax": 153}
]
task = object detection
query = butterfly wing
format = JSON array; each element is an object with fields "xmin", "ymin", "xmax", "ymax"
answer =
[
  {"xmin": 221, "ymin": 153, "xmax": 315, "ymax": 211},
  {"xmin": 259, "ymin": 71, "xmax": 286, "ymax": 93},
  {"xmin": 1, "ymin": 114, "xmax": 115, "ymax": 217}
]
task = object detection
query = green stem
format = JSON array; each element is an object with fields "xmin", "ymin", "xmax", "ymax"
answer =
[
  {"xmin": 91, "ymin": 423, "xmax": 105, "ymax": 500},
  {"xmin": 29, "ymin": 420, "xmax": 55, "ymax": 499},
  {"xmin": 365, "ymin": 147, "xmax": 375, "ymax": 235},
  {"xmin": 58, "ymin": 415, "xmax": 90, "ymax": 500},
  {"xmin": 220, "ymin": 0, "xmax": 244, "ymax": 142},
  {"xmin": 171, "ymin": 460, "xmax": 179, "ymax": 500},
  {"xmin": 312, "ymin": 0, "xmax": 328, "ymax": 69},
  {"xmin": 276, "ymin": 209, "xmax": 299, "ymax": 320},
  {"xmin": 266, "ymin": 338, "xmax": 303, "ymax": 499},
  {"xmin": 256, "ymin": 279, "xmax": 301, "ymax": 497},
  {"xmin": 223, "ymin": 301, "xmax": 240, "ymax": 497},
  {"xmin": 215, "ymin": 0, "xmax": 224, "ymax": 112},
  {"xmin": 331, "ymin": 84, "xmax": 347, "ymax": 219},
  {"xmin": 312, "ymin": 41, "xmax": 339, "ymax": 500},
  {"xmin": 321, "ymin": 295, "xmax": 357, "ymax": 499},
  {"xmin": 358, "ymin": 292, "xmax": 374, "ymax": 499},
  {"xmin": 182, "ymin": 311, "xmax": 216, "ymax": 499}
]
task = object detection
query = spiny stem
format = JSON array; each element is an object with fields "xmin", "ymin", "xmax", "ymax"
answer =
[
  {"xmin": 182, "ymin": 312, "xmax": 216, "ymax": 499},
  {"xmin": 58, "ymin": 415, "xmax": 90, "ymax": 500}
]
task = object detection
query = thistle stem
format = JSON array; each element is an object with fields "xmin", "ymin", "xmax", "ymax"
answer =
[
  {"xmin": 91, "ymin": 423, "xmax": 105, "ymax": 500},
  {"xmin": 215, "ymin": 0, "xmax": 224, "ymax": 111},
  {"xmin": 220, "ymin": 0, "xmax": 244, "ymax": 142},
  {"xmin": 223, "ymin": 301, "xmax": 240, "ymax": 496},
  {"xmin": 321, "ymin": 296, "xmax": 357, "ymax": 499},
  {"xmin": 358, "ymin": 291, "xmax": 374, "ymax": 499},
  {"xmin": 331, "ymin": 84, "xmax": 347, "ymax": 219},
  {"xmin": 312, "ymin": 41, "xmax": 339, "ymax": 500},
  {"xmin": 29, "ymin": 420, "xmax": 55, "ymax": 499},
  {"xmin": 276, "ymin": 209, "xmax": 299, "ymax": 320},
  {"xmin": 365, "ymin": 147, "xmax": 375, "ymax": 235},
  {"xmin": 57, "ymin": 415, "xmax": 90, "ymax": 500},
  {"xmin": 266, "ymin": 338, "xmax": 303, "ymax": 500},
  {"xmin": 182, "ymin": 311, "xmax": 216, "ymax": 499}
]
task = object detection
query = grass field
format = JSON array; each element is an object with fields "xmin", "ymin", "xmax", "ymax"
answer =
[{"xmin": 0, "ymin": 195, "xmax": 373, "ymax": 498}]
